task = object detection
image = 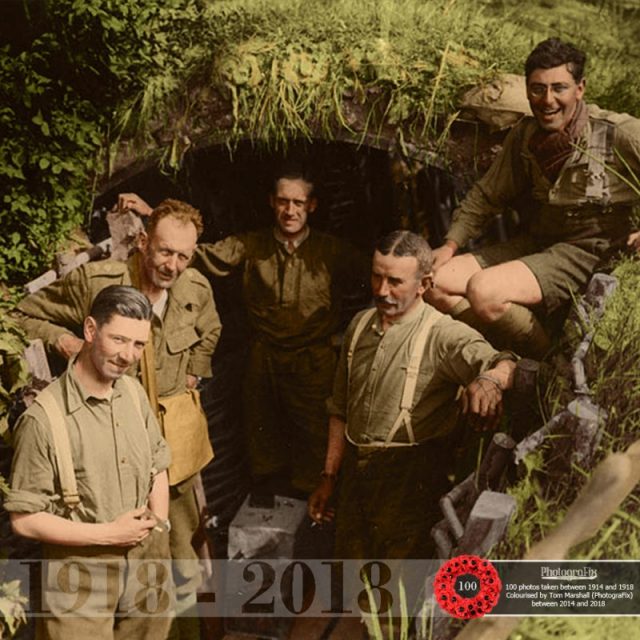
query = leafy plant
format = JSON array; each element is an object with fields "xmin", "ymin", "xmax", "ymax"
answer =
[
  {"xmin": 0, "ymin": 579, "xmax": 27, "ymax": 640},
  {"xmin": 0, "ymin": 315, "xmax": 29, "ymax": 443},
  {"xmin": 3, "ymin": 0, "xmax": 640, "ymax": 286},
  {"xmin": 0, "ymin": 316, "xmax": 29, "ymax": 640},
  {"xmin": 0, "ymin": 0, "xmax": 207, "ymax": 285}
]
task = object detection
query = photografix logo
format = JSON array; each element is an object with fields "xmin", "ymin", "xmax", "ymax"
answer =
[{"xmin": 540, "ymin": 566, "xmax": 598, "ymax": 581}]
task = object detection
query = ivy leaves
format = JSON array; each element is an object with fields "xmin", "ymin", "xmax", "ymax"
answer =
[{"xmin": 0, "ymin": 0, "xmax": 205, "ymax": 285}]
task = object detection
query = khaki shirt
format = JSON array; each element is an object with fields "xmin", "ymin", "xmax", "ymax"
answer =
[
  {"xmin": 4, "ymin": 362, "xmax": 170, "ymax": 522},
  {"xmin": 328, "ymin": 301, "xmax": 507, "ymax": 445},
  {"xmin": 15, "ymin": 254, "xmax": 221, "ymax": 397},
  {"xmin": 194, "ymin": 227, "xmax": 368, "ymax": 350},
  {"xmin": 447, "ymin": 104, "xmax": 640, "ymax": 248}
]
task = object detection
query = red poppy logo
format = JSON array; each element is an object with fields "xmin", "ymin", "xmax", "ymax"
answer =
[{"xmin": 433, "ymin": 555, "xmax": 501, "ymax": 619}]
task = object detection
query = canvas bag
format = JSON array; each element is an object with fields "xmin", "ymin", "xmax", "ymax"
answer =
[
  {"xmin": 158, "ymin": 388, "xmax": 214, "ymax": 486},
  {"xmin": 130, "ymin": 258, "xmax": 214, "ymax": 486}
]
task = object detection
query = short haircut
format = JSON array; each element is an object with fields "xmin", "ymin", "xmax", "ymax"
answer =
[
  {"xmin": 90, "ymin": 285, "xmax": 153, "ymax": 327},
  {"xmin": 375, "ymin": 230, "xmax": 433, "ymax": 278},
  {"xmin": 272, "ymin": 160, "xmax": 316, "ymax": 198},
  {"xmin": 146, "ymin": 198, "xmax": 204, "ymax": 239},
  {"xmin": 525, "ymin": 38, "xmax": 586, "ymax": 83}
]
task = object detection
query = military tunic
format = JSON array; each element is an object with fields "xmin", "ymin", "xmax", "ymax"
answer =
[
  {"xmin": 16, "ymin": 253, "xmax": 220, "ymax": 394},
  {"xmin": 330, "ymin": 300, "xmax": 511, "ymax": 558},
  {"xmin": 446, "ymin": 104, "xmax": 640, "ymax": 313},
  {"xmin": 5, "ymin": 363, "xmax": 172, "ymax": 640},
  {"xmin": 14, "ymin": 252, "xmax": 221, "ymax": 596},
  {"xmin": 195, "ymin": 227, "xmax": 368, "ymax": 493}
]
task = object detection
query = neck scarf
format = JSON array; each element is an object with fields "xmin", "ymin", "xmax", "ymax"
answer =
[{"xmin": 528, "ymin": 99, "xmax": 588, "ymax": 182}]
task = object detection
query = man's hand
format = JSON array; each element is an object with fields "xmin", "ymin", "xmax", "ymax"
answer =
[
  {"xmin": 431, "ymin": 240, "xmax": 458, "ymax": 273},
  {"xmin": 307, "ymin": 476, "xmax": 336, "ymax": 525},
  {"xmin": 627, "ymin": 231, "xmax": 640, "ymax": 252},
  {"xmin": 104, "ymin": 507, "xmax": 157, "ymax": 547},
  {"xmin": 461, "ymin": 359, "xmax": 515, "ymax": 431},
  {"xmin": 461, "ymin": 376, "xmax": 504, "ymax": 432},
  {"xmin": 186, "ymin": 374, "xmax": 200, "ymax": 390},
  {"xmin": 118, "ymin": 193, "xmax": 153, "ymax": 217},
  {"xmin": 55, "ymin": 333, "xmax": 84, "ymax": 360}
]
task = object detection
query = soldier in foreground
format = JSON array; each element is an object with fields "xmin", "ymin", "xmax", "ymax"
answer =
[
  {"xmin": 308, "ymin": 230, "xmax": 517, "ymax": 559},
  {"xmin": 6, "ymin": 286, "xmax": 172, "ymax": 639},
  {"xmin": 14, "ymin": 200, "xmax": 220, "ymax": 639}
]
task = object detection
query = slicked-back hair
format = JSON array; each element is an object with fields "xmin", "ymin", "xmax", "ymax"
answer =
[
  {"xmin": 525, "ymin": 38, "xmax": 586, "ymax": 83},
  {"xmin": 146, "ymin": 198, "xmax": 204, "ymax": 239},
  {"xmin": 90, "ymin": 285, "xmax": 153, "ymax": 327},
  {"xmin": 375, "ymin": 230, "xmax": 433, "ymax": 279},
  {"xmin": 272, "ymin": 161, "xmax": 316, "ymax": 198}
]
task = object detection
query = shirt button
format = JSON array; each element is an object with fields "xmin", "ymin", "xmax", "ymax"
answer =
[{"xmin": 120, "ymin": 457, "xmax": 126, "ymax": 464}]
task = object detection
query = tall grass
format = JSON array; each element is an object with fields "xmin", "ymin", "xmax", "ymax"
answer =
[
  {"xmin": 117, "ymin": 0, "xmax": 640, "ymax": 166},
  {"xmin": 492, "ymin": 254, "xmax": 640, "ymax": 637}
]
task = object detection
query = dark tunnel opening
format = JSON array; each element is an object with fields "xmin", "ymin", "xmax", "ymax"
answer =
[{"xmin": 91, "ymin": 139, "xmax": 462, "ymax": 554}]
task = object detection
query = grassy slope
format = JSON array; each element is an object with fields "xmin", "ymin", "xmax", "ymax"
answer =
[
  {"xmin": 493, "ymin": 254, "xmax": 640, "ymax": 640},
  {"xmin": 124, "ymin": 0, "xmax": 640, "ymax": 161}
]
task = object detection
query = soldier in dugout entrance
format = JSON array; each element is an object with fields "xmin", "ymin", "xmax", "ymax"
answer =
[{"xmin": 118, "ymin": 162, "xmax": 369, "ymax": 500}]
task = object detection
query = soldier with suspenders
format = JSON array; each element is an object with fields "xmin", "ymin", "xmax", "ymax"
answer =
[
  {"xmin": 308, "ymin": 231, "xmax": 517, "ymax": 559},
  {"xmin": 6, "ymin": 286, "xmax": 173, "ymax": 639}
]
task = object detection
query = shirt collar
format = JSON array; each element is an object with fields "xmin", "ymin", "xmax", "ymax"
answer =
[
  {"xmin": 372, "ymin": 299, "xmax": 428, "ymax": 333},
  {"xmin": 64, "ymin": 355, "xmax": 123, "ymax": 413},
  {"xmin": 273, "ymin": 225, "xmax": 310, "ymax": 252}
]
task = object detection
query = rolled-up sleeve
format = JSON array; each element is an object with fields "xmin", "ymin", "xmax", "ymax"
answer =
[
  {"xmin": 4, "ymin": 413, "xmax": 58, "ymax": 514},
  {"xmin": 193, "ymin": 235, "xmax": 248, "ymax": 278},
  {"xmin": 434, "ymin": 320, "xmax": 513, "ymax": 386},
  {"xmin": 137, "ymin": 384, "xmax": 171, "ymax": 474}
]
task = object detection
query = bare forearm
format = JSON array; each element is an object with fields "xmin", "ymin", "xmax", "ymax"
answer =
[
  {"xmin": 11, "ymin": 512, "xmax": 121, "ymax": 546},
  {"xmin": 324, "ymin": 415, "xmax": 347, "ymax": 475},
  {"xmin": 307, "ymin": 416, "xmax": 346, "ymax": 523},
  {"xmin": 147, "ymin": 471, "xmax": 169, "ymax": 521},
  {"xmin": 11, "ymin": 506, "xmax": 156, "ymax": 547}
]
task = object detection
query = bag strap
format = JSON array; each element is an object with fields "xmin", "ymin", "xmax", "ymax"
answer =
[
  {"xmin": 121, "ymin": 375, "xmax": 144, "ymax": 425},
  {"xmin": 129, "ymin": 255, "xmax": 160, "ymax": 418},
  {"xmin": 34, "ymin": 388, "xmax": 81, "ymax": 510},
  {"xmin": 585, "ymin": 118, "xmax": 615, "ymax": 203}
]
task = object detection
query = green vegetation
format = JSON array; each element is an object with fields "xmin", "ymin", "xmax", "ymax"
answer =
[
  {"xmin": 0, "ymin": 315, "xmax": 29, "ymax": 638},
  {"xmin": 492, "ymin": 253, "xmax": 640, "ymax": 639},
  {"xmin": 0, "ymin": 316, "xmax": 29, "ymax": 443},
  {"xmin": 1, "ymin": 0, "xmax": 208, "ymax": 285},
  {"xmin": 2, "ymin": 0, "xmax": 640, "ymax": 286},
  {"xmin": 2, "ymin": 1, "xmax": 640, "ymax": 637}
]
